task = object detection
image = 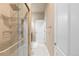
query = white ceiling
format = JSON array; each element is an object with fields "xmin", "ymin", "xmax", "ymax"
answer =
[{"xmin": 31, "ymin": 3, "xmax": 47, "ymax": 13}]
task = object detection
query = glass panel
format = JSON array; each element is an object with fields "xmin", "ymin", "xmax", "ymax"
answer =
[
  {"xmin": 0, "ymin": 3, "xmax": 28, "ymax": 56},
  {"xmin": 17, "ymin": 4, "xmax": 28, "ymax": 56}
]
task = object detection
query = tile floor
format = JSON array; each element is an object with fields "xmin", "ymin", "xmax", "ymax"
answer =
[{"xmin": 31, "ymin": 41, "xmax": 49, "ymax": 56}]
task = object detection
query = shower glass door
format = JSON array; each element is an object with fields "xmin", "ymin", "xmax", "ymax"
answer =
[{"xmin": 0, "ymin": 3, "xmax": 28, "ymax": 56}]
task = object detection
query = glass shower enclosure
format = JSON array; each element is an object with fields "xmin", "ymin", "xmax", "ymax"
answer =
[{"xmin": 0, "ymin": 3, "xmax": 29, "ymax": 56}]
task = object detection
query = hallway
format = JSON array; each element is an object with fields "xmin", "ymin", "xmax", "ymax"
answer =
[{"xmin": 31, "ymin": 3, "xmax": 50, "ymax": 56}]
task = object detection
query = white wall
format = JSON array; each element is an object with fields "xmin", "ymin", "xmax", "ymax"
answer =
[
  {"xmin": 70, "ymin": 4, "xmax": 79, "ymax": 56},
  {"xmin": 32, "ymin": 13, "xmax": 44, "ymax": 20}
]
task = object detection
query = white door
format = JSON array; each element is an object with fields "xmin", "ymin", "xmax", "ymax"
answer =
[{"xmin": 35, "ymin": 20, "xmax": 45, "ymax": 43}]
